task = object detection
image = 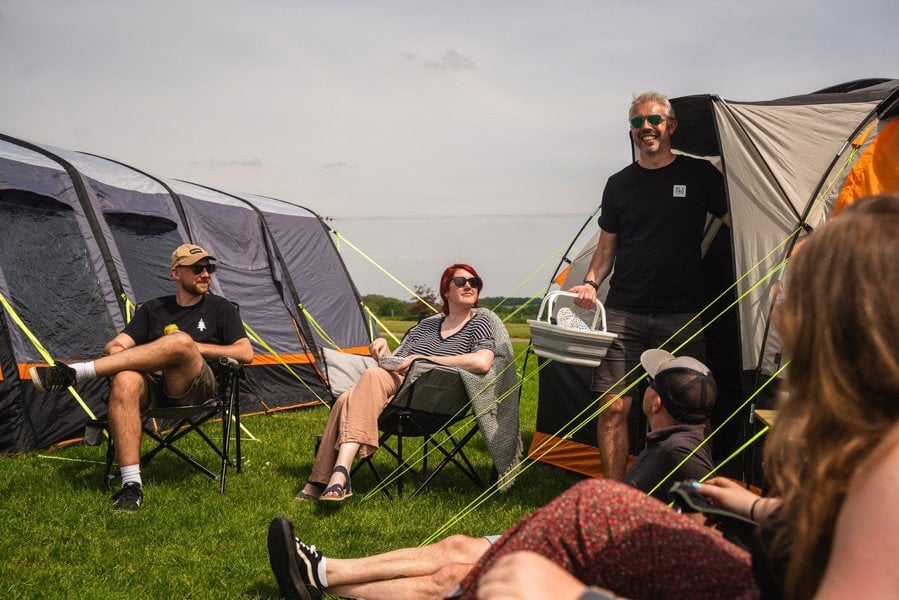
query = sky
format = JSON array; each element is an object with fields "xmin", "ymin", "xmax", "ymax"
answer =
[{"xmin": 2, "ymin": 0, "xmax": 897, "ymax": 299}]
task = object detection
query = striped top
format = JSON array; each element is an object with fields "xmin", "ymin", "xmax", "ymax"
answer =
[{"xmin": 394, "ymin": 313, "xmax": 495, "ymax": 358}]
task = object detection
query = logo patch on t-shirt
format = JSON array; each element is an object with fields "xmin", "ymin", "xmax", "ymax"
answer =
[{"xmin": 673, "ymin": 185, "xmax": 687, "ymax": 198}]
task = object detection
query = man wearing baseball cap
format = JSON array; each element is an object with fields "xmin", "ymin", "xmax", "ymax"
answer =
[
  {"xmin": 29, "ymin": 243, "xmax": 253, "ymax": 511},
  {"xmin": 622, "ymin": 348, "xmax": 717, "ymax": 498}
]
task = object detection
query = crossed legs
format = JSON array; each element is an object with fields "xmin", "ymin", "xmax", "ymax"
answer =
[
  {"xmin": 324, "ymin": 534, "xmax": 491, "ymax": 600},
  {"xmin": 102, "ymin": 331, "xmax": 206, "ymax": 467}
]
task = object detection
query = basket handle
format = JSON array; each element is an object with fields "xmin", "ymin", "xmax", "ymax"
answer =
[{"xmin": 536, "ymin": 290, "xmax": 607, "ymax": 332}]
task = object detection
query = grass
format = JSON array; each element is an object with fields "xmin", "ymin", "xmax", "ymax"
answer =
[{"xmin": 0, "ymin": 340, "xmax": 584, "ymax": 599}]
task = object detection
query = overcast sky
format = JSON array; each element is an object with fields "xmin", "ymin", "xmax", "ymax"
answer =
[{"xmin": 2, "ymin": 0, "xmax": 897, "ymax": 299}]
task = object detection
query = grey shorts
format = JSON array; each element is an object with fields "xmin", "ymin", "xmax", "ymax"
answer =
[
  {"xmin": 145, "ymin": 361, "xmax": 217, "ymax": 409},
  {"xmin": 592, "ymin": 308, "xmax": 705, "ymax": 397}
]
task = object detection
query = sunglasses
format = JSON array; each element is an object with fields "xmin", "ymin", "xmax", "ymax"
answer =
[
  {"xmin": 184, "ymin": 263, "xmax": 216, "ymax": 275},
  {"xmin": 451, "ymin": 276, "xmax": 481, "ymax": 289},
  {"xmin": 629, "ymin": 114, "xmax": 667, "ymax": 128}
]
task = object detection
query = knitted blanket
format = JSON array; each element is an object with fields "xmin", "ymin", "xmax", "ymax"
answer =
[{"xmin": 458, "ymin": 308, "xmax": 522, "ymax": 492}]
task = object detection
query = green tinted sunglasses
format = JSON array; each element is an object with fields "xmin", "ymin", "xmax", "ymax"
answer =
[{"xmin": 629, "ymin": 114, "xmax": 667, "ymax": 128}]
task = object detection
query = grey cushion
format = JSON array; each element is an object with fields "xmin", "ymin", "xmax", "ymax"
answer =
[{"xmin": 323, "ymin": 347, "xmax": 376, "ymax": 398}]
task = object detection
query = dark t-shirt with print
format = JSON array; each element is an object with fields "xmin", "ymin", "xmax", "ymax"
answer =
[
  {"xmin": 123, "ymin": 294, "xmax": 244, "ymax": 346},
  {"xmin": 598, "ymin": 155, "xmax": 727, "ymax": 313}
]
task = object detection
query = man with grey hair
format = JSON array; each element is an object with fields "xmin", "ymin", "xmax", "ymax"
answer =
[{"xmin": 568, "ymin": 91, "xmax": 730, "ymax": 481}]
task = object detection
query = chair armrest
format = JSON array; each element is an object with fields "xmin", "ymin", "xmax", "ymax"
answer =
[{"xmin": 219, "ymin": 356, "xmax": 243, "ymax": 371}]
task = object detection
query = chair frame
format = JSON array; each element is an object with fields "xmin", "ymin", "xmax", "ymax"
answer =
[
  {"xmin": 98, "ymin": 356, "xmax": 244, "ymax": 494},
  {"xmin": 358, "ymin": 360, "xmax": 485, "ymax": 498}
]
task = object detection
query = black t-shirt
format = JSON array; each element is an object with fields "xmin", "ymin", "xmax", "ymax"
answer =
[
  {"xmin": 122, "ymin": 294, "xmax": 245, "ymax": 347},
  {"xmin": 598, "ymin": 155, "xmax": 727, "ymax": 313}
]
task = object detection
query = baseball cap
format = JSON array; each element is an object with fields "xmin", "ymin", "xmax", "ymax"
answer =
[
  {"xmin": 170, "ymin": 244, "xmax": 217, "ymax": 268},
  {"xmin": 640, "ymin": 349, "xmax": 716, "ymax": 424}
]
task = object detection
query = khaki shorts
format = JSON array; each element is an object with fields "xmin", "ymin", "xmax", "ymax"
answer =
[{"xmin": 144, "ymin": 361, "xmax": 217, "ymax": 409}]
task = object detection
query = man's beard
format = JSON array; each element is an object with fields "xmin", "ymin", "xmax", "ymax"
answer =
[{"xmin": 182, "ymin": 280, "xmax": 209, "ymax": 296}]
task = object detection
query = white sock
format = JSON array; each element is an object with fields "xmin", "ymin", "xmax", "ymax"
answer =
[
  {"xmin": 317, "ymin": 557, "xmax": 328, "ymax": 588},
  {"xmin": 120, "ymin": 464, "xmax": 142, "ymax": 488},
  {"xmin": 70, "ymin": 361, "xmax": 97, "ymax": 384}
]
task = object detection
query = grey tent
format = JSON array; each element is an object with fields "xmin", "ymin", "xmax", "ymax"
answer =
[
  {"xmin": 530, "ymin": 78, "xmax": 899, "ymax": 477},
  {"xmin": 0, "ymin": 134, "xmax": 373, "ymax": 453}
]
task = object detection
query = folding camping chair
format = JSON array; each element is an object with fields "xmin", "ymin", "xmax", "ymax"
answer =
[
  {"xmin": 358, "ymin": 359, "xmax": 485, "ymax": 498},
  {"xmin": 96, "ymin": 356, "xmax": 245, "ymax": 494}
]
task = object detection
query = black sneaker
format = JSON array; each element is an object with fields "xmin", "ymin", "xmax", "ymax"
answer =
[
  {"xmin": 29, "ymin": 364, "xmax": 77, "ymax": 393},
  {"xmin": 111, "ymin": 482, "xmax": 143, "ymax": 512},
  {"xmin": 267, "ymin": 517, "xmax": 321, "ymax": 600}
]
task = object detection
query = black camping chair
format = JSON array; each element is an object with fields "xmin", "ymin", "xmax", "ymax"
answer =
[
  {"xmin": 94, "ymin": 356, "xmax": 245, "ymax": 494},
  {"xmin": 357, "ymin": 359, "xmax": 485, "ymax": 498}
]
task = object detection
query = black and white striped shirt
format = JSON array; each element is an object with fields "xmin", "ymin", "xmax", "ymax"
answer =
[{"xmin": 394, "ymin": 313, "xmax": 495, "ymax": 358}]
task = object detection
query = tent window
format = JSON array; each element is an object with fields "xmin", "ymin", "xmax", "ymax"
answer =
[
  {"xmin": 0, "ymin": 191, "xmax": 117, "ymax": 361},
  {"xmin": 104, "ymin": 212, "xmax": 181, "ymax": 303}
]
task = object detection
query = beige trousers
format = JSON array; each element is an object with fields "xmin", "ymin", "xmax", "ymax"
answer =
[{"xmin": 309, "ymin": 366, "xmax": 403, "ymax": 485}]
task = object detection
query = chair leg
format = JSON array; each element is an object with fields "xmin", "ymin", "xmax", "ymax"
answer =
[
  {"xmin": 412, "ymin": 426, "xmax": 483, "ymax": 497},
  {"xmin": 396, "ymin": 417, "xmax": 404, "ymax": 497},
  {"xmin": 102, "ymin": 423, "xmax": 115, "ymax": 489},
  {"xmin": 141, "ymin": 420, "xmax": 220, "ymax": 480}
]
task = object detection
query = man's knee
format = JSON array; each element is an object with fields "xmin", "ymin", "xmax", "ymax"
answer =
[
  {"xmin": 108, "ymin": 371, "xmax": 147, "ymax": 405},
  {"xmin": 598, "ymin": 394, "xmax": 632, "ymax": 423},
  {"xmin": 158, "ymin": 330, "xmax": 200, "ymax": 361},
  {"xmin": 434, "ymin": 535, "xmax": 489, "ymax": 564}
]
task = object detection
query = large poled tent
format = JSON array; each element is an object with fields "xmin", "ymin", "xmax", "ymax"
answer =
[
  {"xmin": 530, "ymin": 78, "xmax": 899, "ymax": 477},
  {"xmin": 0, "ymin": 134, "xmax": 373, "ymax": 453}
]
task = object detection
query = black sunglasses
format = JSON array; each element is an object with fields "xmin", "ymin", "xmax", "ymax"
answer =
[
  {"xmin": 184, "ymin": 263, "xmax": 216, "ymax": 275},
  {"xmin": 629, "ymin": 114, "xmax": 667, "ymax": 128},
  {"xmin": 451, "ymin": 276, "xmax": 481, "ymax": 289}
]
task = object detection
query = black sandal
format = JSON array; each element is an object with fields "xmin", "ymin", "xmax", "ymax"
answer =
[
  {"xmin": 319, "ymin": 465, "xmax": 352, "ymax": 502},
  {"xmin": 294, "ymin": 480, "xmax": 326, "ymax": 501}
]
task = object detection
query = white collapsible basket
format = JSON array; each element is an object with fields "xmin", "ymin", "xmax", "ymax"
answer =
[{"xmin": 527, "ymin": 291, "xmax": 618, "ymax": 367}]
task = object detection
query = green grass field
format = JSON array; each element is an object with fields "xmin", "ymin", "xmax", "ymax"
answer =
[{"xmin": 0, "ymin": 338, "xmax": 586, "ymax": 599}]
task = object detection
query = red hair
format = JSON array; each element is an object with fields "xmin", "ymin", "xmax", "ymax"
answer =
[{"xmin": 438, "ymin": 263, "xmax": 483, "ymax": 315}]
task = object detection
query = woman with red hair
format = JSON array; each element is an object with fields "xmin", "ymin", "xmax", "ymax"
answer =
[{"xmin": 297, "ymin": 263, "xmax": 496, "ymax": 502}]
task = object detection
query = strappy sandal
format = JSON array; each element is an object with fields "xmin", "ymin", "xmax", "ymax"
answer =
[
  {"xmin": 319, "ymin": 465, "xmax": 352, "ymax": 502},
  {"xmin": 294, "ymin": 480, "xmax": 326, "ymax": 501}
]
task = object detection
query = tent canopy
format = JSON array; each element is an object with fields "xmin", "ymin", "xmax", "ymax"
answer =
[
  {"xmin": 531, "ymin": 78, "xmax": 899, "ymax": 477},
  {"xmin": 0, "ymin": 134, "xmax": 373, "ymax": 452}
]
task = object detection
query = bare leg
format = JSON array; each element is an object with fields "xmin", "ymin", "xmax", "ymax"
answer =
[
  {"xmin": 332, "ymin": 562, "xmax": 473, "ymax": 600},
  {"xmin": 106, "ymin": 370, "xmax": 150, "ymax": 467},
  {"xmin": 326, "ymin": 535, "xmax": 490, "ymax": 600},
  {"xmin": 596, "ymin": 393, "xmax": 632, "ymax": 480},
  {"xmin": 95, "ymin": 331, "xmax": 205, "ymax": 396}
]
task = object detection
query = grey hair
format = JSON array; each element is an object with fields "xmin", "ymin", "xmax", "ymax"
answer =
[{"xmin": 630, "ymin": 91, "xmax": 675, "ymax": 119}]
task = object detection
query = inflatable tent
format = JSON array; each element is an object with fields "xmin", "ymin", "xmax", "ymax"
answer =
[
  {"xmin": 0, "ymin": 134, "xmax": 374, "ymax": 453},
  {"xmin": 529, "ymin": 78, "xmax": 899, "ymax": 477}
]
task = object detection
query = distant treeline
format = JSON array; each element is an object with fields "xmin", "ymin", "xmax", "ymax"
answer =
[{"xmin": 361, "ymin": 294, "xmax": 540, "ymax": 323}]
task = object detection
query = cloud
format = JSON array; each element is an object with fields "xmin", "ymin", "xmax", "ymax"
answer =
[
  {"xmin": 404, "ymin": 49, "xmax": 477, "ymax": 71},
  {"xmin": 322, "ymin": 162, "xmax": 359, "ymax": 169}
]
